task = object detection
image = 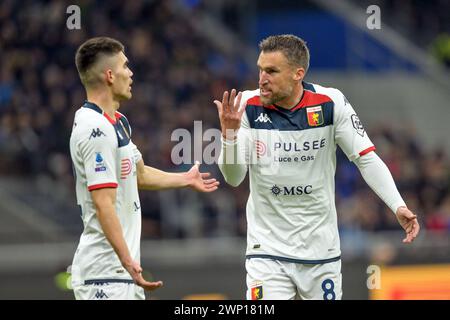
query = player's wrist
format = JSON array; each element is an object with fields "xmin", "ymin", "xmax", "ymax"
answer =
[
  {"xmin": 222, "ymin": 128, "xmax": 238, "ymax": 142},
  {"xmin": 181, "ymin": 171, "xmax": 193, "ymax": 188},
  {"xmin": 120, "ymin": 256, "xmax": 134, "ymax": 269},
  {"xmin": 395, "ymin": 205, "xmax": 407, "ymax": 215},
  {"xmin": 222, "ymin": 137, "xmax": 237, "ymax": 147}
]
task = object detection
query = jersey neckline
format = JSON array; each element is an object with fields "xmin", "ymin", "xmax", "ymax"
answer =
[
  {"xmin": 247, "ymin": 82, "xmax": 332, "ymax": 112},
  {"xmin": 82, "ymin": 101, "xmax": 122, "ymax": 125}
]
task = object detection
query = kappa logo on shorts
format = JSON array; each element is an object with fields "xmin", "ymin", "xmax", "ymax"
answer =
[
  {"xmin": 94, "ymin": 289, "xmax": 109, "ymax": 299},
  {"xmin": 250, "ymin": 281, "xmax": 263, "ymax": 300}
]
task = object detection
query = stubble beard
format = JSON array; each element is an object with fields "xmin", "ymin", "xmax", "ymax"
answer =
[{"xmin": 261, "ymin": 90, "xmax": 290, "ymax": 106}]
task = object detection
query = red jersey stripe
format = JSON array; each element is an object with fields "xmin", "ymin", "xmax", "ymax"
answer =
[
  {"xmin": 88, "ymin": 182, "xmax": 118, "ymax": 191},
  {"xmin": 103, "ymin": 112, "xmax": 117, "ymax": 125},
  {"xmin": 292, "ymin": 90, "xmax": 333, "ymax": 111},
  {"xmin": 359, "ymin": 146, "xmax": 376, "ymax": 156}
]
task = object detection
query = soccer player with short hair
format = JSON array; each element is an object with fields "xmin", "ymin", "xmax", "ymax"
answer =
[
  {"xmin": 215, "ymin": 34, "xmax": 420, "ymax": 300},
  {"xmin": 70, "ymin": 37, "xmax": 219, "ymax": 300}
]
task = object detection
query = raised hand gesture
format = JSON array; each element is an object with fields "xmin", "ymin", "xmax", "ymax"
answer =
[{"xmin": 214, "ymin": 89, "xmax": 244, "ymax": 140}]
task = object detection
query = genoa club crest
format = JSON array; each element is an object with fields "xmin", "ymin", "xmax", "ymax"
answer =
[
  {"xmin": 306, "ymin": 106, "xmax": 324, "ymax": 127},
  {"xmin": 251, "ymin": 282, "xmax": 263, "ymax": 300}
]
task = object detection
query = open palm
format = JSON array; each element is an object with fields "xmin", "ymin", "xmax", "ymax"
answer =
[{"xmin": 186, "ymin": 162, "xmax": 220, "ymax": 192}]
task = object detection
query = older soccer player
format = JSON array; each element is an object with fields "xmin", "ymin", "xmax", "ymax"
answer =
[{"xmin": 216, "ymin": 34, "xmax": 419, "ymax": 300}]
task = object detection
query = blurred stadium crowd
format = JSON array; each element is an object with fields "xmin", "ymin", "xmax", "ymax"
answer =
[
  {"xmin": 349, "ymin": 0, "xmax": 450, "ymax": 67},
  {"xmin": 0, "ymin": 0, "xmax": 449, "ymax": 239}
]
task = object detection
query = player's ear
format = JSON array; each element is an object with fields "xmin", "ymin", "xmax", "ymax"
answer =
[
  {"xmin": 293, "ymin": 67, "xmax": 305, "ymax": 81},
  {"xmin": 105, "ymin": 69, "xmax": 114, "ymax": 85}
]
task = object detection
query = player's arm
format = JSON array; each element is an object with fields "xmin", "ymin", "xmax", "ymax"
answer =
[
  {"xmin": 91, "ymin": 187, "xmax": 134, "ymax": 266},
  {"xmin": 333, "ymin": 89, "xmax": 419, "ymax": 243},
  {"xmin": 136, "ymin": 159, "xmax": 219, "ymax": 192},
  {"xmin": 91, "ymin": 187, "xmax": 163, "ymax": 290},
  {"xmin": 79, "ymin": 122, "xmax": 162, "ymax": 290},
  {"xmin": 354, "ymin": 152, "xmax": 420, "ymax": 243},
  {"xmin": 215, "ymin": 89, "xmax": 249, "ymax": 187}
]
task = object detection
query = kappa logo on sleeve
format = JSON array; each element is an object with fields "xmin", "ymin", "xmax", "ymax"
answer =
[
  {"xmin": 89, "ymin": 128, "xmax": 106, "ymax": 139},
  {"xmin": 351, "ymin": 114, "xmax": 365, "ymax": 137}
]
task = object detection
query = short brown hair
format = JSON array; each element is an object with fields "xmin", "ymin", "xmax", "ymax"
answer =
[
  {"xmin": 259, "ymin": 34, "xmax": 310, "ymax": 73},
  {"xmin": 75, "ymin": 37, "xmax": 124, "ymax": 86}
]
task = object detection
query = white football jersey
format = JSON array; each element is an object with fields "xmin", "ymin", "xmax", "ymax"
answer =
[
  {"xmin": 227, "ymin": 82, "xmax": 375, "ymax": 263},
  {"xmin": 69, "ymin": 102, "xmax": 142, "ymax": 286}
]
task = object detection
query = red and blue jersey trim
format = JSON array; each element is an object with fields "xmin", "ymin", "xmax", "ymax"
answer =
[
  {"xmin": 82, "ymin": 101, "xmax": 131, "ymax": 147},
  {"xmin": 245, "ymin": 84, "xmax": 334, "ymax": 131}
]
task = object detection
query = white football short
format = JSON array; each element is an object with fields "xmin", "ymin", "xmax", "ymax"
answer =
[
  {"xmin": 73, "ymin": 281, "xmax": 145, "ymax": 300},
  {"xmin": 245, "ymin": 258, "xmax": 342, "ymax": 300}
]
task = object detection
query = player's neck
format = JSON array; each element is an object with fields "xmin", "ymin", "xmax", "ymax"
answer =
[
  {"xmin": 275, "ymin": 83, "xmax": 304, "ymax": 110},
  {"xmin": 86, "ymin": 89, "xmax": 119, "ymax": 119}
]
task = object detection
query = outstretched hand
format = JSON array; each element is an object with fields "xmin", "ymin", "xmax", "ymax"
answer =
[
  {"xmin": 214, "ymin": 89, "xmax": 244, "ymax": 140},
  {"xmin": 185, "ymin": 161, "xmax": 220, "ymax": 192},
  {"xmin": 396, "ymin": 206, "xmax": 420, "ymax": 243},
  {"xmin": 125, "ymin": 260, "xmax": 163, "ymax": 291}
]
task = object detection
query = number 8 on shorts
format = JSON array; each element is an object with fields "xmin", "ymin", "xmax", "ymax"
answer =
[{"xmin": 321, "ymin": 279, "xmax": 336, "ymax": 300}]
